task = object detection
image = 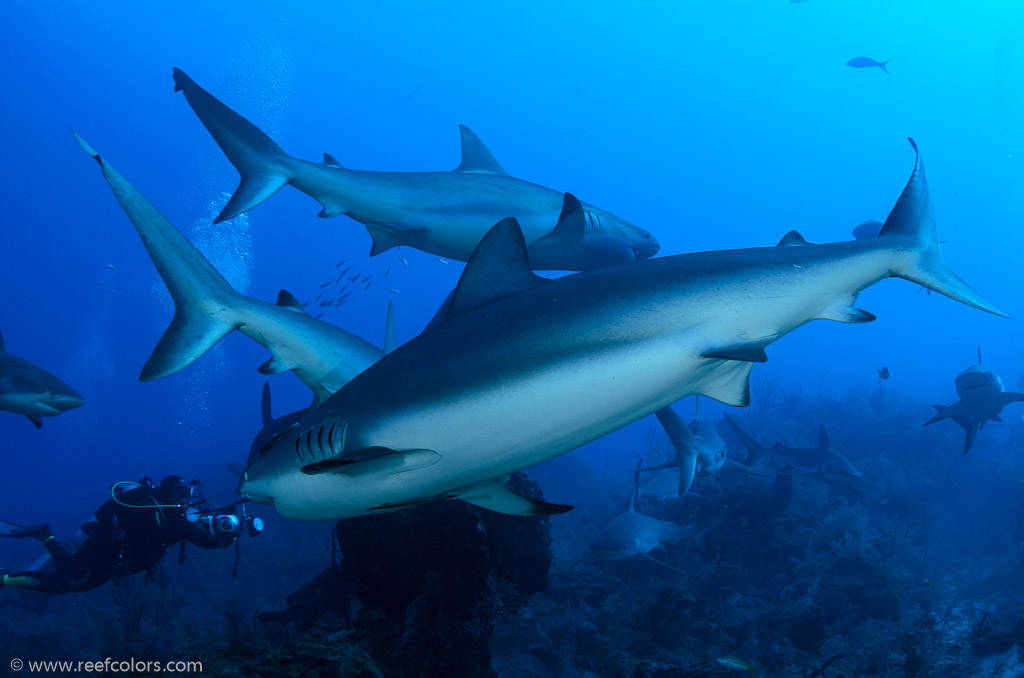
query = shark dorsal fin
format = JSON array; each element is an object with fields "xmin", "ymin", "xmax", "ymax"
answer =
[
  {"xmin": 817, "ymin": 425, "xmax": 830, "ymax": 448},
  {"xmin": 260, "ymin": 382, "xmax": 273, "ymax": 426},
  {"xmin": 0, "ymin": 327, "xmax": 4, "ymax": 352},
  {"xmin": 454, "ymin": 125, "xmax": 507, "ymax": 175},
  {"xmin": 447, "ymin": 218, "xmax": 543, "ymax": 319},
  {"xmin": 276, "ymin": 289, "xmax": 307, "ymax": 314},
  {"xmin": 384, "ymin": 300, "xmax": 397, "ymax": 354},
  {"xmin": 776, "ymin": 230, "xmax": 812, "ymax": 247},
  {"xmin": 322, "ymin": 153, "xmax": 345, "ymax": 169}
]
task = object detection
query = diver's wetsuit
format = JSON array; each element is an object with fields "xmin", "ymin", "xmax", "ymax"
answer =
[{"xmin": 1, "ymin": 479, "xmax": 236, "ymax": 595}]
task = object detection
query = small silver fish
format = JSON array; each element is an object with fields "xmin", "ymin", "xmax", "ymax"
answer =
[
  {"xmin": 435, "ymin": 257, "xmax": 448, "ymax": 265},
  {"xmin": 400, "ymin": 256, "xmax": 408, "ymax": 268},
  {"xmin": 385, "ymin": 288, "xmax": 400, "ymax": 294}
]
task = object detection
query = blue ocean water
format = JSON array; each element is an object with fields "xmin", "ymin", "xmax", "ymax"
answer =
[{"xmin": 1, "ymin": 2, "xmax": 1022, "ymax": 676}]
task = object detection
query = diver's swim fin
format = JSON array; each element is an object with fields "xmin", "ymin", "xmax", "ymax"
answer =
[{"xmin": 0, "ymin": 521, "xmax": 49, "ymax": 540}]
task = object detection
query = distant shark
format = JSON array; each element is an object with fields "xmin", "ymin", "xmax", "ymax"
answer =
[
  {"xmin": 923, "ymin": 347, "xmax": 1024, "ymax": 454},
  {"xmin": 591, "ymin": 462, "xmax": 691, "ymax": 566},
  {"xmin": 74, "ymin": 132, "xmax": 389, "ymax": 407},
  {"xmin": 171, "ymin": 68, "xmax": 659, "ymax": 271},
  {"xmin": 724, "ymin": 415, "xmax": 862, "ymax": 480},
  {"xmin": 0, "ymin": 330, "xmax": 84, "ymax": 428},
  {"xmin": 239, "ymin": 139, "xmax": 1001, "ymax": 521},
  {"xmin": 642, "ymin": 397, "xmax": 765, "ymax": 497}
]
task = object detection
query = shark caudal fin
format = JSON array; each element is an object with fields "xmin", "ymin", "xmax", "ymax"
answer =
[
  {"xmin": 723, "ymin": 414, "xmax": 765, "ymax": 466},
  {"xmin": 173, "ymin": 68, "xmax": 293, "ymax": 224},
  {"xmin": 880, "ymin": 139, "xmax": 1004, "ymax": 316},
  {"xmin": 74, "ymin": 132, "xmax": 241, "ymax": 381}
]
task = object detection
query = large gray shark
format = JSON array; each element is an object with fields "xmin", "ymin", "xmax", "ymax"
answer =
[
  {"xmin": 239, "ymin": 139, "xmax": 1001, "ymax": 521},
  {"xmin": 171, "ymin": 68, "xmax": 659, "ymax": 271},
  {"xmin": 724, "ymin": 415, "xmax": 863, "ymax": 480},
  {"xmin": 0, "ymin": 330, "xmax": 84, "ymax": 428},
  {"xmin": 923, "ymin": 347, "xmax": 1024, "ymax": 454},
  {"xmin": 74, "ymin": 132, "xmax": 386, "ymax": 407},
  {"xmin": 642, "ymin": 397, "xmax": 766, "ymax": 497},
  {"xmin": 591, "ymin": 463, "xmax": 691, "ymax": 562}
]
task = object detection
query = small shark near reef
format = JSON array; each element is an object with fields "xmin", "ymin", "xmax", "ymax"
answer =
[
  {"xmin": 591, "ymin": 463, "xmax": 691, "ymax": 566},
  {"xmin": 923, "ymin": 347, "xmax": 1024, "ymax": 454},
  {"xmin": 725, "ymin": 415, "xmax": 863, "ymax": 480},
  {"xmin": 74, "ymin": 132, "xmax": 388, "ymax": 408},
  {"xmin": 847, "ymin": 57, "xmax": 891, "ymax": 73},
  {"xmin": 238, "ymin": 138, "xmax": 1001, "ymax": 521},
  {"xmin": 641, "ymin": 397, "xmax": 765, "ymax": 497},
  {"xmin": 171, "ymin": 68, "xmax": 659, "ymax": 271},
  {"xmin": 0, "ymin": 329, "xmax": 84, "ymax": 428}
]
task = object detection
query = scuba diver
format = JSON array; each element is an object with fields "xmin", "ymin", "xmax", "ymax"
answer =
[{"xmin": 0, "ymin": 475, "xmax": 262, "ymax": 595}]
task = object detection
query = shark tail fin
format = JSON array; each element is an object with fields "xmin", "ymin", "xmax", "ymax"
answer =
[
  {"xmin": 880, "ymin": 139, "xmax": 1004, "ymax": 317},
  {"xmin": 74, "ymin": 131, "xmax": 243, "ymax": 381},
  {"xmin": 724, "ymin": 414, "xmax": 765, "ymax": 466},
  {"xmin": 879, "ymin": 59, "xmax": 891, "ymax": 74},
  {"xmin": 144, "ymin": 307, "xmax": 238, "ymax": 381},
  {"xmin": 172, "ymin": 68, "xmax": 294, "ymax": 224}
]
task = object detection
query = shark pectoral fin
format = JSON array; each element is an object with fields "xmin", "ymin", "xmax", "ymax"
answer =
[
  {"xmin": 635, "ymin": 460, "xmax": 678, "ymax": 472},
  {"xmin": 530, "ymin": 192, "xmax": 587, "ymax": 244},
  {"xmin": 703, "ymin": 338, "xmax": 770, "ymax": 363},
  {"xmin": 27, "ymin": 415, "xmax": 42, "ymax": 429},
  {"xmin": 776, "ymin": 230, "xmax": 813, "ymax": 246},
  {"xmin": 678, "ymin": 454, "xmax": 698, "ymax": 497},
  {"xmin": 276, "ymin": 289, "xmax": 307, "ymax": 314},
  {"xmin": 447, "ymin": 218, "xmax": 544, "ymax": 319},
  {"xmin": 720, "ymin": 458, "xmax": 771, "ymax": 477},
  {"xmin": 301, "ymin": 448, "xmax": 441, "ymax": 476},
  {"xmin": 458, "ymin": 477, "xmax": 573, "ymax": 516},
  {"xmin": 322, "ymin": 152, "xmax": 345, "ymax": 169},
  {"xmin": 257, "ymin": 354, "xmax": 294, "ymax": 376},
  {"xmin": 819, "ymin": 305, "xmax": 876, "ymax": 324},
  {"xmin": 143, "ymin": 308, "xmax": 238, "ymax": 381},
  {"xmin": 700, "ymin": 360, "xmax": 755, "ymax": 407},
  {"xmin": 963, "ymin": 423, "xmax": 980, "ymax": 455},
  {"xmin": 653, "ymin": 406, "xmax": 699, "ymax": 496},
  {"xmin": 1000, "ymin": 392, "xmax": 1024, "ymax": 406},
  {"xmin": 453, "ymin": 125, "xmax": 508, "ymax": 175}
]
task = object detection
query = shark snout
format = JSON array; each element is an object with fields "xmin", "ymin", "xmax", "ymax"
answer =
[
  {"xmin": 49, "ymin": 390, "xmax": 85, "ymax": 412},
  {"xmin": 632, "ymin": 230, "xmax": 660, "ymax": 261}
]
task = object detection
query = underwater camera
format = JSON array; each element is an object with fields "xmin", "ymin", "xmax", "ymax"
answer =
[{"xmin": 183, "ymin": 481, "xmax": 265, "ymax": 539}]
